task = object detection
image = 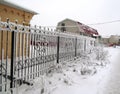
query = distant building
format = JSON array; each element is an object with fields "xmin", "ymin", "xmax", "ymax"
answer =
[
  {"xmin": 57, "ymin": 18, "xmax": 99, "ymax": 37},
  {"xmin": 101, "ymin": 35, "xmax": 120, "ymax": 46},
  {"xmin": 101, "ymin": 37, "xmax": 109, "ymax": 45},
  {"xmin": 0, "ymin": 0, "xmax": 38, "ymax": 58},
  {"xmin": 109, "ymin": 35, "xmax": 120, "ymax": 45}
]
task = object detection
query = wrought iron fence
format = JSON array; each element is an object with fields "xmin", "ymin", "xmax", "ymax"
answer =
[{"xmin": 0, "ymin": 20, "xmax": 96, "ymax": 94}]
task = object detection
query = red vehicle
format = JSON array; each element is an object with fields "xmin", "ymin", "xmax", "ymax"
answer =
[{"xmin": 109, "ymin": 43, "xmax": 116, "ymax": 47}]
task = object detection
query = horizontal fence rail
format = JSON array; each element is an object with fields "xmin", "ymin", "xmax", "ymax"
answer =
[{"xmin": 0, "ymin": 20, "xmax": 96, "ymax": 94}]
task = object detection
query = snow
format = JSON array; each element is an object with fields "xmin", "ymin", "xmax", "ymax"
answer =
[
  {"xmin": 18, "ymin": 46, "xmax": 120, "ymax": 94},
  {"xmin": 98, "ymin": 47, "xmax": 120, "ymax": 94}
]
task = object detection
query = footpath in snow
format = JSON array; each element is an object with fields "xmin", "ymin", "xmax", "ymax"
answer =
[
  {"xmin": 19, "ymin": 47, "xmax": 120, "ymax": 94},
  {"xmin": 98, "ymin": 47, "xmax": 120, "ymax": 94}
]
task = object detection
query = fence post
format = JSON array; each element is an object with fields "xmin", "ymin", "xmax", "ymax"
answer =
[
  {"xmin": 10, "ymin": 31, "xmax": 15, "ymax": 94},
  {"xmin": 0, "ymin": 30, "xmax": 3, "ymax": 92},
  {"xmin": 75, "ymin": 37, "xmax": 77, "ymax": 57},
  {"xmin": 57, "ymin": 36, "xmax": 60, "ymax": 64},
  {"xmin": 84, "ymin": 39, "xmax": 86, "ymax": 51}
]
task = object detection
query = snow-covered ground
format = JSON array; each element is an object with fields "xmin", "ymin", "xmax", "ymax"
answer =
[
  {"xmin": 98, "ymin": 46, "xmax": 120, "ymax": 94},
  {"xmin": 18, "ymin": 46, "xmax": 120, "ymax": 94}
]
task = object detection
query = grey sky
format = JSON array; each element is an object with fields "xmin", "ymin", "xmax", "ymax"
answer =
[{"xmin": 6, "ymin": 0, "xmax": 120, "ymax": 37}]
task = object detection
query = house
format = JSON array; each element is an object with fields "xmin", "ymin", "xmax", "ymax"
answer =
[
  {"xmin": 101, "ymin": 35, "xmax": 120, "ymax": 46},
  {"xmin": 57, "ymin": 18, "xmax": 99, "ymax": 37},
  {"xmin": 0, "ymin": 0, "xmax": 37, "ymax": 25},
  {"xmin": 101, "ymin": 37, "xmax": 109, "ymax": 45},
  {"xmin": 109, "ymin": 35, "xmax": 120, "ymax": 45},
  {"xmin": 0, "ymin": 0, "xmax": 37, "ymax": 59}
]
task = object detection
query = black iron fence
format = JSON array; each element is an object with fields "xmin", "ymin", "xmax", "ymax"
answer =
[{"xmin": 0, "ymin": 20, "xmax": 96, "ymax": 93}]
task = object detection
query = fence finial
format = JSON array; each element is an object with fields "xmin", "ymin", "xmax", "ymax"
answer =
[
  {"xmin": 6, "ymin": 18, "xmax": 9, "ymax": 28},
  {"xmin": 6, "ymin": 18, "xmax": 9, "ymax": 23},
  {"xmin": 29, "ymin": 24, "xmax": 31, "ymax": 32},
  {"xmin": 34, "ymin": 25, "xmax": 37, "ymax": 32},
  {"xmin": 23, "ymin": 21, "xmax": 25, "ymax": 26},
  {"xmin": 15, "ymin": 19, "xmax": 18, "ymax": 24},
  {"xmin": 15, "ymin": 19, "xmax": 18, "ymax": 30},
  {"xmin": 22, "ymin": 21, "xmax": 25, "ymax": 31},
  {"xmin": 39, "ymin": 26, "xmax": 41, "ymax": 33},
  {"xmin": 48, "ymin": 27, "xmax": 49, "ymax": 31}
]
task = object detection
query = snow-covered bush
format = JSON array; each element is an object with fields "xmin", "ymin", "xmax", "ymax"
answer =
[
  {"xmin": 55, "ymin": 63, "xmax": 63, "ymax": 73},
  {"xmin": 92, "ymin": 47, "xmax": 109, "ymax": 61},
  {"xmin": 80, "ymin": 47, "xmax": 109, "ymax": 66},
  {"xmin": 78, "ymin": 46, "xmax": 109, "ymax": 75},
  {"xmin": 80, "ymin": 66, "xmax": 97, "ymax": 75}
]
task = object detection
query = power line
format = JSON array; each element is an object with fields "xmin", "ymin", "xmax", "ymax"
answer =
[
  {"xmin": 35, "ymin": 19, "xmax": 120, "ymax": 28},
  {"xmin": 87, "ymin": 20, "xmax": 120, "ymax": 25}
]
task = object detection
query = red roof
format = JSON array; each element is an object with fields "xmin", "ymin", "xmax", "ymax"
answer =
[{"xmin": 77, "ymin": 22, "xmax": 99, "ymax": 35}]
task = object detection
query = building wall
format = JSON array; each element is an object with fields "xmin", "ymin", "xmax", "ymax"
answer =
[
  {"xmin": 101, "ymin": 35, "xmax": 120, "ymax": 46},
  {"xmin": 0, "ymin": 4, "xmax": 34, "ymax": 59},
  {"xmin": 57, "ymin": 19, "xmax": 78, "ymax": 33},
  {"xmin": 109, "ymin": 35, "xmax": 120, "ymax": 44},
  {"xmin": 57, "ymin": 19, "xmax": 82, "ymax": 34},
  {"xmin": 0, "ymin": 4, "xmax": 34, "ymax": 24},
  {"xmin": 101, "ymin": 38, "xmax": 109, "ymax": 45},
  {"xmin": 57, "ymin": 19, "xmax": 91, "ymax": 36}
]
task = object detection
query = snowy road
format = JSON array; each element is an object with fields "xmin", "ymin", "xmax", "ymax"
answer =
[{"xmin": 100, "ymin": 47, "xmax": 120, "ymax": 94}]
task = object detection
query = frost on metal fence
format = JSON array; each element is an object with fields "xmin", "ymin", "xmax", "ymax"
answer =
[
  {"xmin": 58, "ymin": 34, "xmax": 76, "ymax": 62},
  {"xmin": 0, "ymin": 20, "xmax": 96, "ymax": 93},
  {"xmin": 0, "ymin": 19, "xmax": 12, "ymax": 93}
]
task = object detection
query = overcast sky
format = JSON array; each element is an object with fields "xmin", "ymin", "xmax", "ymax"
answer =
[{"xmin": 6, "ymin": 0, "xmax": 120, "ymax": 37}]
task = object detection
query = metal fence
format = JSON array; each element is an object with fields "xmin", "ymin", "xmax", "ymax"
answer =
[{"xmin": 0, "ymin": 20, "xmax": 96, "ymax": 93}]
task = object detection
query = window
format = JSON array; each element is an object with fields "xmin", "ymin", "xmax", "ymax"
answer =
[
  {"xmin": 118, "ymin": 39, "xmax": 120, "ymax": 44},
  {"xmin": 61, "ymin": 23, "xmax": 66, "ymax": 32},
  {"xmin": 61, "ymin": 23, "xmax": 65, "ymax": 26}
]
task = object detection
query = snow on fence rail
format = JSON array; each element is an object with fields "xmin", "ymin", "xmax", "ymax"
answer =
[{"xmin": 0, "ymin": 19, "xmax": 96, "ymax": 94}]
